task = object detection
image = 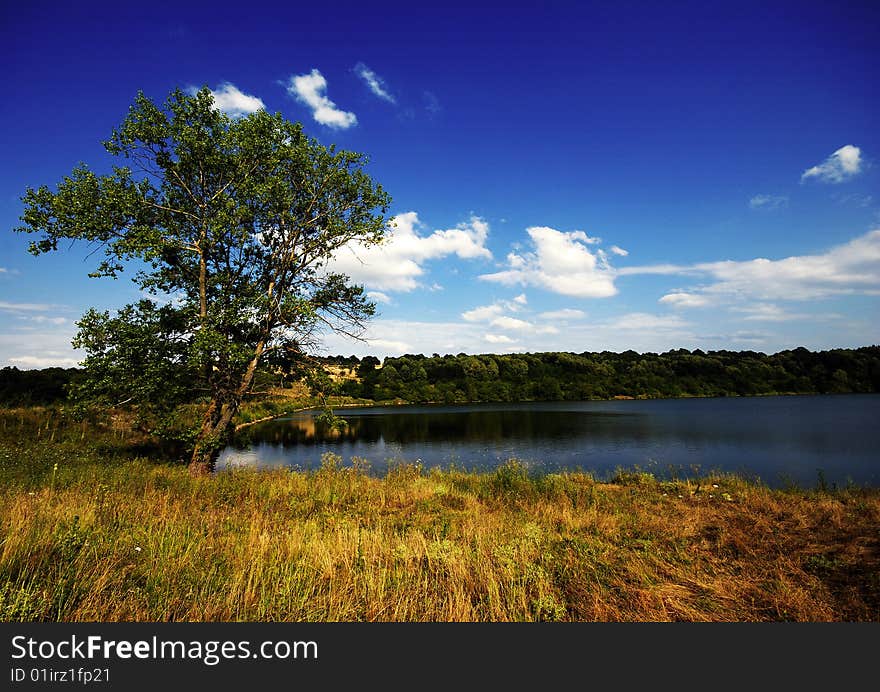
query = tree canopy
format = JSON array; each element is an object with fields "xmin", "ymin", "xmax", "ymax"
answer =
[
  {"xmin": 340, "ymin": 347, "xmax": 880, "ymax": 403},
  {"xmin": 17, "ymin": 87, "xmax": 390, "ymax": 472}
]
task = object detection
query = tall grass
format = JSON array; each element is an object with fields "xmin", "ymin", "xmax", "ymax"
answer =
[{"xmin": 0, "ymin": 408, "xmax": 878, "ymax": 621}]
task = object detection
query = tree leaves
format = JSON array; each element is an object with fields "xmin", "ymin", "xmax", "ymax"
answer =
[{"xmin": 17, "ymin": 87, "xmax": 391, "ymax": 467}]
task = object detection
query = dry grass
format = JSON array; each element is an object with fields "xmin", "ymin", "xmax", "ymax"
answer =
[{"xmin": 0, "ymin": 408, "xmax": 878, "ymax": 622}]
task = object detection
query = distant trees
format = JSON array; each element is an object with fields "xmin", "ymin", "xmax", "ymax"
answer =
[
  {"xmin": 0, "ymin": 367, "xmax": 82, "ymax": 406},
  {"xmin": 345, "ymin": 346, "xmax": 880, "ymax": 403},
  {"xmin": 4, "ymin": 346, "xmax": 879, "ymax": 409}
]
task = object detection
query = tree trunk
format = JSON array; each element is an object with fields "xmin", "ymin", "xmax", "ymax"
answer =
[
  {"xmin": 188, "ymin": 339, "xmax": 267, "ymax": 476},
  {"xmin": 189, "ymin": 398, "xmax": 225, "ymax": 475},
  {"xmin": 188, "ymin": 400, "xmax": 237, "ymax": 475}
]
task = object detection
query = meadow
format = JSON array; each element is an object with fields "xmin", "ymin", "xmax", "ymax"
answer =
[{"xmin": 1, "ymin": 406, "xmax": 878, "ymax": 622}]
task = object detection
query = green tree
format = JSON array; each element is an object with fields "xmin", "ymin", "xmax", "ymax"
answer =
[{"xmin": 16, "ymin": 88, "xmax": 390, "ymax": 473}]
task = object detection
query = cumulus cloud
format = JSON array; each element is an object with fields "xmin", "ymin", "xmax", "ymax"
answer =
[
  {"xmin": 462, "ymin": 304, "xmax": 505, "ymax": 322},
  {"xmin": 749, "ymin": 194, "xmax": 788, "ymax": 210},
  {"xmin": 480, "ymin": 226, "xmax": 617, "ymax": 298},
  {"xmin": 327, "ymin": 212, "xmax": 492, "ymax": 292},
  {"xmin": 658, "ymin": 292, "xmax": 710, "ymax": 308},
  {"xmin": 366, "ymin": 291, "xmax": 392, "ymax": 305},
  {"xmin": 484, "ymin": 334, "xmax": 516, "ymax": 344},
  {"xmin": 206, "ymin": 83, "xmax": 264, "ymax": 117},
  {"xmin": 287, "ymin": 69, "xmax": 357, "ymax": 129},
  {"xmin": 801, "ymin": 145, "xmax": 863, "ymax": 183},
  {"xmin": 461, "ymin": 295, "xmax": 528, "ymax": 323},
  {"xmin": 490, "ymin": 316, "xmax": 558, "ymax": 334},
  {"xmin": 354, "ymin": 63, "xmax": 395, "ymax": 103},
  {"xmin": 609, "ymin": 245, "xmax": 629, "ymax": 256},
  {"xmin": 490, "ymin": 316, "xmax": 531, "ymax": 331}
]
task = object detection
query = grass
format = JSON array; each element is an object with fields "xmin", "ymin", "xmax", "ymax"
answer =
[{"xmin": 0, "ymin": 407, "xmax": 878, "ymax": 621}]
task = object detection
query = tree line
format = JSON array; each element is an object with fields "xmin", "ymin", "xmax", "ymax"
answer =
[
  {"xmin": 3, "ymin": 346, "xmax": 879, "ymax": 407},
  {"xmin": 334, "ymin": 346, "xmax": 880, "ymax": 403}
]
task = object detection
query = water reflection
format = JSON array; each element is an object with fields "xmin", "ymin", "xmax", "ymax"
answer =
[{"xmin": 218, "ymin": 395, "xmax": 880, "ymax": 488}]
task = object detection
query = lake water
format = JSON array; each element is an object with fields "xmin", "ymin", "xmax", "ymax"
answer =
[{"xmin": 217, "ymin": 394, "xmax": 880, "ymax": 488}]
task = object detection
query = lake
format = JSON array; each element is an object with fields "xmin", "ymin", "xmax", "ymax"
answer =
[{"xmin": 217, "ymin": 394, "xmax": 880, "ymax": 488}]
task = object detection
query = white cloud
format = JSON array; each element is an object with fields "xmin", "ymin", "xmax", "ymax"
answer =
[
  {"xmin": 693, "ymin": 229, "xmax": 880, "ymax": 300},
  {"xmin": 461, "ymin": 295, "xmax": 528, "ymax": 323},
  {"xmin": 490, "ymin": 316, "xmax": 531, "ymax": 331},
  {"xmin": 369, "ymin": 338, "xmax": 411, "ymax": 353},
  {"xmin": 801, "ymin": 145, "xmax": 863, "ymax": 183},
  {"xmin": 658, "ymin": 292, "xmax": 710, "ymax": 308},
  {"xmin": 462, "ymin": 304, "xmax": 505, "ymax": 322},
  {"xmin": 605, "ymin": 312, "xmax": 690, "ymax": 331},
  {"xmin": 29, "ymin": 316, "xmax": 68, "ymax": 325},
  {"xmin": 609, "ymin": 245, "xmax": 629, "ymax": 256},
  {"xmin": 618, "ymin": 263, "xmax": 690, "ymax": 276},
  {"xmin": 8, "ymin": 355, "xmax": 80, "ymax": 368},
  {"xmin": 354, "ymin": 63, "xmax": 395, "ymax": 103},
  {"xmin": 0, "ymin": 301, "xmax": 54, "ymax": 312},
  {"xmin": 320, "ymin": 319, "xmax": 480, "ymax": 357},
  {"xmin": 207, "ymin": 83, "xmax": 264, "ymax": 117},
  {"xmin": 0, "ymin": 326, "xmax": 82, "ymax": 369},
  {"xmin": 645, "ymin": 229, "xmax": 880, "ymax": 306},
  {"xmin": 287, "ymin": 69, "xmax": 357, "ymax": 129},
  {"xmin": 490, "ymin": 316, "xmax": 558, "ymax": 334},
  {"xmin": 480, "ymin": 226, "xmax": 617, "ymax": 298},
  {"xmin": 366, "ymin": 291, "xmax": 392, "ymax": 305},
  {"xmin": 749, "ymin": 194, "xmax": 788, "ymax": 210},
  {"xmin": 0, "ymin": 268, "xmax": 7, "ymax": 274},
  {"xmin": 727, "ymin": 303, "xmax": 830, "ymax": 322},
  {"xmin": 538, "ymin": 308, "xmax": 585, "ymax": 320},
  {"xmin": 320, "ymin": 318, "xmax": 548, "ymax": 358},
  {"xmin": 327, "ymin": 212, "xmax": 491, "ymax": 292},
  {"xmin": 484, "ymin": 334, "xmax": 516, "ymax": 344}
]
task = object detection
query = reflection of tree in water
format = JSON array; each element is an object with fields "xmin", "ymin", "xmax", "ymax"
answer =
[
  {"xmin": 233, "ymin": 409, "xmax": 649, "ymax": 449},
  {"xmin": 230, "ymin": 400, "xmax": 871, "ymax": 454},
  {"xmin": 221, "ymin": 398, "xmax": 880, "ymax": 487}
]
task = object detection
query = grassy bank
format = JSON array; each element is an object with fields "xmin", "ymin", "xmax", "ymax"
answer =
[{"xmin": 0, "ymin": 407, "xmax": 878, "ymax": 621}]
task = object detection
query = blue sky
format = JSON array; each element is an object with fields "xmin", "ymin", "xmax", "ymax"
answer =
[{"xmin": 1, "ymin": 0, "xmax": 878, "ymax": 367}]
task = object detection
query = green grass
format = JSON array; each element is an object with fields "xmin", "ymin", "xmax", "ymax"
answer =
[{"xmin": 1, "ymin": 407, "xmax": 878, "ymax": 622}]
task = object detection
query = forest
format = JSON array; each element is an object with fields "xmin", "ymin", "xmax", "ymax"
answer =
[
  {"xmin": 339, "ymin": 346, "xmax": 880, "ymax": 402},
  {"xmin": 3, "ymin": 346, "xmax": 879, "ymax": 408}
]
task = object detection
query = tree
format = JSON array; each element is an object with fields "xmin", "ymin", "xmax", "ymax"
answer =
[{"xmin": 17, "ymin": 88, "xmax": 390, "ymax": 474}]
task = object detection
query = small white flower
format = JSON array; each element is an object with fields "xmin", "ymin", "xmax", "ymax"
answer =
[
  {"xmin": 134, "ymin": 546, "xmax": 142, "ymax": 553},
  {"xmin": 712, "ymin": 483, "xmax": 719, "ymax": 488}
]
